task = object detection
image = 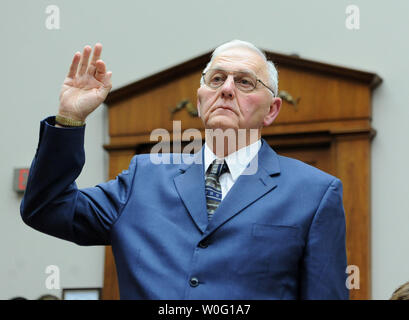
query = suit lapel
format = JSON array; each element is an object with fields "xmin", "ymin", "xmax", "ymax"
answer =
[
  {"xmin": 173, "ymin": 150, "xmax": 208, "ymax": 233},
  {"xmin": 205, "ymin": 140, "xmax": 281, "ymax": 236}
]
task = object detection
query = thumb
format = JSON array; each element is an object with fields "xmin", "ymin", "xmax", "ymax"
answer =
[
  {"xmin": 96, "ymin": 71, "xmax": 112, "ymax": 99},
  {"xmin": 102, "ymin": 71, "xmax": 112, "ymax": 89}
]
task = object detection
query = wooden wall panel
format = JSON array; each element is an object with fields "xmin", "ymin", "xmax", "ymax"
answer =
[
  {"xmin": 335, "ymin": 135, "xmax": 371, "ymax": 300},
  {"xmin": 108, "ymin": 72, "xmax": 204, "ymax": 137},
  {"xmin": 108, "ymin": 67, "xmax": 371, "ymax": 140},
  {"xmin": 276, "ymin": 66, "xmax": 371, "ymax": 124}
]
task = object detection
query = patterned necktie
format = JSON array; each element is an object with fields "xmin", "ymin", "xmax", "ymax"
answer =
[{"xmin": 205, "ymin": 159, "xmax": 229, "ymax": 221}]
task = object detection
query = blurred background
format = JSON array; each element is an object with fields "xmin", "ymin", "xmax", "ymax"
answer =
[{"xmin": 1, "ymin": 0, "xmax": 408, "ymax": 300}]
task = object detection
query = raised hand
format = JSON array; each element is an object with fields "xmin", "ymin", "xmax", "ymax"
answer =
[{"xmin": 58, "ymin": 43, "xmax": 112, "ymax": 122}]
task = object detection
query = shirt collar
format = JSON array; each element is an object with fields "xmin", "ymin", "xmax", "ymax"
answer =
[{"xmin": 204, "ymin": 139, "xmax": 261, "ymax": 182}]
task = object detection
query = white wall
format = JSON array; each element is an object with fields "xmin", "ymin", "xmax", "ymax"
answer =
[{"xmin": 1, "ymin": 0, "xmax": 408, "ymax": 300}]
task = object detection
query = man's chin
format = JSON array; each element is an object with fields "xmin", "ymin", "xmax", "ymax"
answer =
[{"xmin": 205, "ymin": 115, "xmax": 239, "ymax": 131}]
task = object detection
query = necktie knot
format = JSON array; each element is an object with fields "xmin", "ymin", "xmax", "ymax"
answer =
[{"xmin": 207, "ymin": 159, "xmax": 229, "ymax": 178}]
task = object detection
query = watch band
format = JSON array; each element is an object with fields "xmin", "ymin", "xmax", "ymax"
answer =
[{"xmin": 55, "ymin": 115, "xmax": 85, "ymax": 127}]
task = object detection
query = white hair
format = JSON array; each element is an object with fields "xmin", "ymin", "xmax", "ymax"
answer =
[{"xmin": 200, "ymin": 40, "xmax": 278, "ymax": 97}]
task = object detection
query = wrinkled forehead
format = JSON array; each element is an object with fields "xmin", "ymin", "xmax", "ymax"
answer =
[{"xmin": 209, "ymin": 47, "xmax": 269, "ymax": 80}]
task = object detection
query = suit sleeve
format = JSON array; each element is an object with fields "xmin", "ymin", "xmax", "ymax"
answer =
[
  {"xmin": 20, "ymin": 116, "xmax": 137, "ymax": 246},
  {"xmin": 299, "ymin": 178, "xmax": 349, "ymax": 299}
]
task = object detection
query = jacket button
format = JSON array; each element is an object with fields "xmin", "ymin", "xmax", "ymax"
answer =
[
  {"xmin": 189, "ymin": 277, "xmax": 199, "ymax": 287},
  {"xmin": 198, "ymin": 240, "xmax": 208, "ymax": 248}
]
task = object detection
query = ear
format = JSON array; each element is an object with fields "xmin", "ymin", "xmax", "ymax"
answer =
[{"xmin": 263, "ymin": 97, "xmax": 282, "ymax": 127}]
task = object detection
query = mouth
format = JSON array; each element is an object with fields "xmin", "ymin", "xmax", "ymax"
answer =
[{"xmin": 212, "ymin": 105, "xmax": 236, "ymax": 115}]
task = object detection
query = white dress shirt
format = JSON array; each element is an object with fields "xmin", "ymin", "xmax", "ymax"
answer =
[{"xmin": 204, "ymin": 140, "xmax": 262, "ymax": 200}]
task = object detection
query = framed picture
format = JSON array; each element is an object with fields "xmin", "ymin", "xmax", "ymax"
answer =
[{"xmin": 62, "ymin": 288, "xmax": 101, "ymax": 300}]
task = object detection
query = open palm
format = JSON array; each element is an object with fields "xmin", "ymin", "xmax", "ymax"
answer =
[{"xmin": 59, "ymin": 44, "xmax": 112, "ymax": 121}]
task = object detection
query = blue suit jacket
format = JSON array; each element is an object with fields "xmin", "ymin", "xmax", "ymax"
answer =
[{"xmin": 21, "ymin": 117, "xmax": 348, "ymax": 299}]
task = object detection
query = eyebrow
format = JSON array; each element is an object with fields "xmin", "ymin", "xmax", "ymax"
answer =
[{"xmin": 210, "ymin": 67, "xmax": 257, "ymax": 75}]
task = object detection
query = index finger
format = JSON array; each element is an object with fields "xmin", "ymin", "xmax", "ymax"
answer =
[{"xmin": 67, "ymin": 51, "xmax": 81, "ymax": 79}]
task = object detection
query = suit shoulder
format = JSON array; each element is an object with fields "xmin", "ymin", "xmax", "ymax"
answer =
[
  {"xmin": 276, "ymin": 154, "xmax": 340, "ymax": 185},
  {"xmin": 128, "ymin": 153, "xmax": 195, "ymax": 171}
]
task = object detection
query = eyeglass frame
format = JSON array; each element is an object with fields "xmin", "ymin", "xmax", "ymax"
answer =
[{"xmin": 201, "ymin": 68, "xmax": 276, "ymax": 97}]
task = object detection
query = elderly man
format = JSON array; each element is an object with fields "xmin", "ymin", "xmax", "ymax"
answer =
[{"xmin": 21, "ymin": 40, "xmax": 348, "ymax": 300}]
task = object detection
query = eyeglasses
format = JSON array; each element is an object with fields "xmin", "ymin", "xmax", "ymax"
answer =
[{"xmin": 202, "ymin": 68, "xmax": 275, "ymax": 96}]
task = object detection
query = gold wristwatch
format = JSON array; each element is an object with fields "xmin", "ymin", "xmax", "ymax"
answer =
[{"xmin": 55, "ymin": 115, "xmax": 85, "ymax": 127}]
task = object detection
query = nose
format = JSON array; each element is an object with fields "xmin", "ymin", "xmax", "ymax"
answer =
[{"xmin": 220, "ymin": 74, "xmax": 235, "ymax": 99}]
